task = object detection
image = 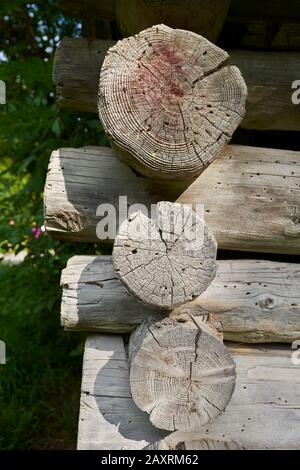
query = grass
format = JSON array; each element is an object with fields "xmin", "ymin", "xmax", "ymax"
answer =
[{"xmin": 0, "ymin": 258, "xmax": 85, "ymax": 449}]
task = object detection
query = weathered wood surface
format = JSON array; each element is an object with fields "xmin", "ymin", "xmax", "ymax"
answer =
[
  {"xmin": 129, "ymin": 318, "xmax": 236, "ymax": 431},
  {"xmin": 53, "ymin": 37, "xmax": 300, "ymax": 131},
  {"xmin": 77, "ymin": 335, "xmax": 167, "ymax": 450},
  {"xmin": 144, "ymin": 436, "xmax": 243, "ymax": 450},
  {"xmin": 53, "ymin": 38, "xmax": 115, "ymax": 113},
  {"xmin": 60, "ymin": 255, "xmax": 300, "ymax": 343},
  {"xmin": 116, "ymin": 0, "xmax": 230, "ymax": 42},
  {"xmin": 44, "ymin": 145, "xmax": 300, "ymax": 254},
  {"xmin": 113, "ymin": 202, "xmax": 217, "ymax": 309},
  {"xmin": 99, "ymin": 25, "xmax": 246, "ymax": 179},
  {"xmin": 78, "ymin": 335, "xmax": 300, "ymax": 449}
]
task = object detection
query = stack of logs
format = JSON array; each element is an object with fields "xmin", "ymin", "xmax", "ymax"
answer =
[{"xmin": 45, "ymin": 0, "xmax": 300, "ymax": 450}]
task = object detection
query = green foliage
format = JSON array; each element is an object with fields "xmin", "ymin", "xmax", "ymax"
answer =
[
  {"xmin": 0, "ymin": 0, "xmax": 109, "ymax": 449},
  {"xmin": 0, "ymin": 0, "xmax": 108, "ymax": 259},
  {"xmin": 0, "ymin": 260, "xmax": 85, "ymax": 449}
]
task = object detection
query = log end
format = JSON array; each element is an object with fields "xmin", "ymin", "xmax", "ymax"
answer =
[
  {"xmin": 113, "ymin": 201, "xmax": 217, "ymax": 310},
  {"xmin": 130, "ymin": 317, "xmax": 236, "ymax": 432},
  {"xmin": 99, "ymin": 24, "xmax": 247, "ymax": 179}
]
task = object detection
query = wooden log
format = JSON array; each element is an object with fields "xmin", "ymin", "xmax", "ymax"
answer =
[
  {"xmin": 78, "ymin": 335, "xmax": 300, "ymax": 449},
  {"xmin": 44, "ymin": 145, "xmax": 300, "ymax": 254},
  {"xmin": 58, "ymin": 0, "xmax": 300, "ymax": 22},
  {"xmin": 228, "ymin": 0, "xmax": 300, "ymax": 21},
  {"xmin": 53, "ymin": 38, "xmax": 115, "ymax": 114},
  {"xmin": 113, "ymin": 202, "xmax": 217, "ymax": 310},
  {"xmin": 116, "ymin": 0, "xmax": 230, "ymax": 42},
  {"xmin": 53, "ymin": 37, "xmax": 300, "ymax": 131},
  {"xmin": 129, "ymin": 317, "xmax": 236, "ymax": 432},
  {"xmin": 221, "ymin": 19, "xmax": 300, "ymax": 51},
  {"xmin": 77, "ymin": 335, "xmax": 166, "ymax": 450},
  {"xmin": 58, "ymin": 0, "xmax": 117, "ymax": 20},
  {"xmin": 60, "ymin": 255, "xmax": 300, "ymax": 343},
  {"xmin": 99, "ymin": 25, "xmax": 246, "ymax": 180},
  {"xmin": 144, "ymin": 436, "xmax": 243, "ymax": 450}
]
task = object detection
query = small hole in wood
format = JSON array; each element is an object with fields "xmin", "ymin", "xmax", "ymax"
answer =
[
  {"xmin": 132, "ymin": 249, "xmax": 137, "ymax": 254},
  {"xmin": 203, "ymin": 51, "xmax": 208, "ymax": 55}
]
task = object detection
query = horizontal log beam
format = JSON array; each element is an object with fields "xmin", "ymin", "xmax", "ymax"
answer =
[
  {"xmin": 58, "ymin": 0, "xmax": 116, "ymax": 20},
  {"xmin": 44, "ymin": 145, "xmax": 300, "ymax": 254},
  {"xmin": 220, "ymin": 19, "xmax": 300, "ymax": 51},
  {"xmin": 53, "ymin": 37, "xmax": 300, "ymax": 130},
  {"xmin": 58, "ymin": 0, "xmax": 300, "ymax": 22},
  {"xmin": 60, "ymin": 255, "xmax": 300, "ymax": 343},
  {"xmin": 78, "ymin": 335, "xmax": 300, "ymax": 449}
]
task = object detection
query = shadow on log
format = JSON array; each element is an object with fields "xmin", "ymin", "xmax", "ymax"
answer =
[
  {"xmin": 129, "ymin": 317, "xmax": 236, "ymax": 431},
  {"xmin": 60, "ymin": 255, "xmax": 300, "ymax": 343}
]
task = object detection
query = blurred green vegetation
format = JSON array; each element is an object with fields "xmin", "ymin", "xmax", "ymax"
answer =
[{"xmin": 0, "ymin": 0, "xmax": 108, "ymax": 449}]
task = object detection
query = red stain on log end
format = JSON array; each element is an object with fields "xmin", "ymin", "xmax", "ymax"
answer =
[{"xmin": 131, "ymin": 41, "xmax": 188, "ymax": 111}]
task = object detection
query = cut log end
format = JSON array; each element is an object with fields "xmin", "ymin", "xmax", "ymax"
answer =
[
  {"xmin": 113, "ymin": 201, "xmax": 217, "ymax": 310},
  {"xmin": 129, "ymin": 318, "xmax": 236, "ymax": 432},
  {"xmin": 99, "ymin": 24, "xmax": 247, "ymax": 179}
]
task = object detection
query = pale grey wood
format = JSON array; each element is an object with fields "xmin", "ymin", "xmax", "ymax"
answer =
[
  {"xmin": 113, "ymin": 202, "xmax": 217, "ymax": 310},
  {"xmin": 44, "ymin": 145, "xmax": 300, "ymax": 254},
  {"xmin": 99, "ymin": 25, "xmax": 246, "ymax": 180},
  {"xmin": 61, "ymin": 255, "xmax": 300, "ymax": 343},
  {"xmin": 44, "ymin": 146, "xmax": 187, "ymax": 243},
  {"xmin": 144, "ymin": 436, "xmax": 243, "ymax": 450},
  {"xmin": 53, "ymin": 37, "xmax": 300, "ymax": 131},
  {"xmin": 60, "ymin": 255, "xmax": 164, "ymax": 332},
  {"xmin": 77, "ymin": 335, "xmax": 166, "ymax": 450},
  {"xmin": 78, "ymin": 335, "xmax": 300, "ymax": 449},
  {"xmin": 53, "ymin": 37, "xmax": 115, "ymax": 113},
  {"xmin": 129, "ymin": 317, "xmax": 236, "ymax": 432}
]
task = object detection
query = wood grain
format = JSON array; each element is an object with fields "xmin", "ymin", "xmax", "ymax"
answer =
[
  {"xmin": 44, "ymin": 145, "xmax": 300, "ymax": 254},
  {"xmin": 129, "ymin": 317, "xmax": 236, "ymax": 432},
  {"xmin": 78, "ymin": 335, "xmax": 300, "ymax": 449},
  {"xmin": 60, "ymin": 255, "xmax": 300, "ymax": 343},
  {"xmin": 99, "ymin": 25, "xmax": 246, "ymax": 179},
  {"xmin": 53, "ymin": 37, "xmax": 300, "ymax": 131},
  {"xmin": 113, "ymin": 202, "xmax": 217, "ymax": 309}
]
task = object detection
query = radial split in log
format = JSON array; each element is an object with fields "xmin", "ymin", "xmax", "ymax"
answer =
[
  {"xmin": 116, "ymin": 0, "xmax": 230, "ymax": 42},
  {"xmin": 129, "ymin": 317, "xmax": 236, "ymax": 432},
  {"xmin": 98, "ymin": 24, "xmax": 247, "ymax": 180},
  {"xmin": 113, "ymin": 201, "xmax": 217, "ymax": 310}
]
